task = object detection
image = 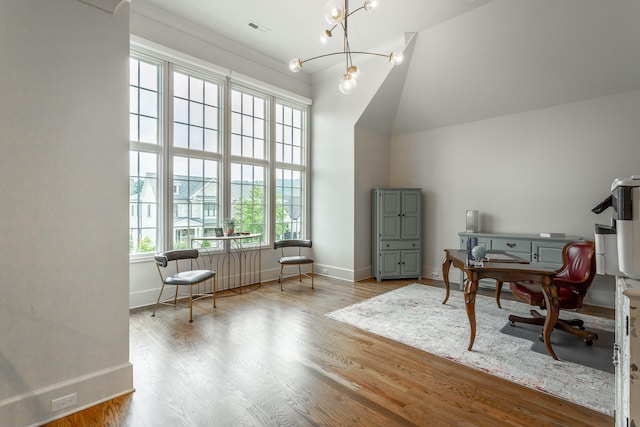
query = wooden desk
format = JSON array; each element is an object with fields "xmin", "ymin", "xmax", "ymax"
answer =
[{"xmin": 441, "ymin": 249, "xmax": 560, "ymax": 359}]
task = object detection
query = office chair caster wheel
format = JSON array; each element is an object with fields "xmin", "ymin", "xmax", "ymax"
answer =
[
  {"xmin": 538, "ymin": 332, "xmax": 544, "ymax": 342},
  {"xmin": 509, "ymin": 321, "xmax": 515, "ymax": 327},
  {"xmin": 585, "ymin": 339, "xmax": 593, "ymax": 346}
]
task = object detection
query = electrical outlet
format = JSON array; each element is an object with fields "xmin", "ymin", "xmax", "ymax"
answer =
[
  {"xmin": 431, "ymin": 271, "xmax": 441, "ymax": 280},
  {"xmin": 322, "ymin": 268, "xmax": 328, "ymax": 274},
  {"xmin": 52, "ymin": 393, "xmax": 77, "ymax": 412}
]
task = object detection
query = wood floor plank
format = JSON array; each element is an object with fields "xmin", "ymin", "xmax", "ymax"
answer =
[{"xmin": 44, "ymin": 277, "xmax": 613, "ymax": 427}]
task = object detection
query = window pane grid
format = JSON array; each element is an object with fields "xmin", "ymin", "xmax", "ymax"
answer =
[
  {"xmin": 130, "ymin": 50, "xmax": 308, "ymax": 256},
  {"xmin": 129, "ymin": 150, "xmax": 158, "ymax": 253},
  {"xmin": 275, "ymin": 103, "xmax": 304, "ymax": 166},
  {"xmin": 129, "ymin": 58, "xmax": 159, "ymax": 145},
  {"xmin": 230, "ymin": 89, "xmax": 266, "ymax": 159},
  {"xmin": 173, "ymin": 156, "xmax": 220, "ymax": 249},
  {"xmin": 173, "ymin": 72, "xmax": 220, "ymax": 154},
  {"xmin": 230, "ymin": 162, "xmax": 265, "ymax": 240},
  {"xmin": 276, "ymin": 167, "xmax": 304, "ymax": 241}
]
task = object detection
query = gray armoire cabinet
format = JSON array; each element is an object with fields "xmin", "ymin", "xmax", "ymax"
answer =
[{"xmin": 372, "ymin": 188, "xmax": 423, "ymax": 281}]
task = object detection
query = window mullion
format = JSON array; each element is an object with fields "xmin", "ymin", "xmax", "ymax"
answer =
[{"xmin": 162, "ymin": 61, "xmax": 173, "ymax": 250}]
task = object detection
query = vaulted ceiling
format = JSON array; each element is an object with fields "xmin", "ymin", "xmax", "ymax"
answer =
[{"xmin": 131, "ymin": 0, "xmax": 640, "ymax": 134}]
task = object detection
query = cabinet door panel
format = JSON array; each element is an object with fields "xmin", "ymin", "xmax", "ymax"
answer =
[
  {"xmin": 381, "ymin": 216, "xmax": 401, "ymax": 240},
  {"xmin": 380, "ymin": 191, "xmax": 401, "ymax": 240},
  {"xmin": 402, "ymin": 191, "xmax": 420, "ymax": 216},
  {"xmin": 401, "ymin": 215, "xmax": 420, "ymax": 240},
  {"xmin": 380, "ymin": 251, "xmax": 401, "ymax": 277},
  {"xmin": 532, "ymin": 241, "xmax": 566, "ymax": 268},
  {"xmin": 401, "ymin": 190, "xmax": 421, "ymax": 240},
  {"xmin": 401, "ymin": 250, "xmax": 421, "ymax": 277}
]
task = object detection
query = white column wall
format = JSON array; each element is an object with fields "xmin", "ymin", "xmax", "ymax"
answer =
[
  {"xmin": 0, "ymin": 1, "xmax": 133, "ymax": 425},
  {"xmin": 310, "ymin": 57, "xmax": 393, "ymax": 282}
]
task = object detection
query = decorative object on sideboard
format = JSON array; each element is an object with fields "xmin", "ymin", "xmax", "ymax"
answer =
[
  {"xmin": 471, "ymin": 245, "xmax": 487, "ymax": 267},
  {"xmin": 466, "ymin": 210, "xmax": 479, "ymax": 233}
]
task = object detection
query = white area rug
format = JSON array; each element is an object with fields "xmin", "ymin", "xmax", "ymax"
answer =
[{"xmin": 326, "ymin": 283, "xmax": 614, "ymax": 416}]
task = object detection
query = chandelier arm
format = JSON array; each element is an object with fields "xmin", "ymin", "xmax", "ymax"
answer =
[
  {"xmin": 299, "ymin": 51, "xmax": 354, "ymax": 65},
  {"xmin": 346, "ymin": 5, "xmax": 365, "ymax": 17},
  {"xmin": 299, "ymin": 50, "xmax": 392, "ymax": 67},
  {"xmin": 348, "ymin": 51, "xmax": 393, "ymax": 59}
]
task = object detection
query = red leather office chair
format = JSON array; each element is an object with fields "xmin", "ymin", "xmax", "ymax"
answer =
[{"xmin": 507, "ymin": 241, "xmax": 598, "ymax": 345}]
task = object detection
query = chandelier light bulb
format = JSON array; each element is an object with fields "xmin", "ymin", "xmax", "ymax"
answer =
[
  {"xmin": 320, "ymin": 29, "xmax": 332, "ymax": 44},
  {"xmin": 338, "ymin": 73, "xmax": 357, "ymax": 94},
  {"xmin": 324, "ymin": 0, "xmax": 346, "ymax": 24},
  {"xmin": 389, "ymin": 51, "xmax": 404, "ymax": 65},
  {"xmin": 289, "ymin": 0, "xmax": 403, "ymax": 94},
  {"xmin": 289, "ymin": 58, "xmax": 302, "ymax": 72},
  {"xmin": 347, "ymin": 65, "xmax": 361, "ymax": 80},
  {"xmin": 364, "ymin": 0, "xmax": 378, "ymax": 12}
]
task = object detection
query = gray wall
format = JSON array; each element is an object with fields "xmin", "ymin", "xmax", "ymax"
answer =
[{"xmin": 0, "ymin": 1, "xmax": 132, "ymax": 425}]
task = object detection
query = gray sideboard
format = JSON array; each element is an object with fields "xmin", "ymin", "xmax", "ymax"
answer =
[{"xmin": 456, "ymin": 231, "xmax": 583, "ymax": 290}]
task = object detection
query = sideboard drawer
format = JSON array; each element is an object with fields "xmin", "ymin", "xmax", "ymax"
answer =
[
  {"xmin": 492, "ymin": 238, "xmax": 531, "ymax": 253},
  {"xmin": 380, "ymin": 240, "xmax": 420, "ymax": 250}
]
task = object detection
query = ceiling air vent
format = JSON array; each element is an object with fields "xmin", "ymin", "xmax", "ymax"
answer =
[{"xmin": 248, "ymin": 21, "xmax": 270, "ymax": 34}]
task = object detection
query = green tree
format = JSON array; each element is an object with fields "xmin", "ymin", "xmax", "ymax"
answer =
[
  {"xmin": 234, "ymin": 186, "xmax": 289, "ymax": 239},
  {"xmin": 139, "ymin": 236, "xmax": 156, "ymax": 253}
]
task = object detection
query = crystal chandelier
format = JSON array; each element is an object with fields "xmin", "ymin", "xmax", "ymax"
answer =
[{"xmin": 289, "ymin": 0, "xmax": 404, "ymax": 95}]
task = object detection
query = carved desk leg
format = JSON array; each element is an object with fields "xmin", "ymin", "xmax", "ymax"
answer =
[
  {"xmin": 464, "ymin": 272, "xmax": 478, "ymax": 351},
  {"xmin": 495, "ymin": 281, "xmax": 504, "ymax": 309},
  {"xmin": 441, "ymin": 255, "xmax": 452, "ymax": 304},
  {"xmin": 541, "ymin": 278, "xmax": 559, "ymax": 360}
]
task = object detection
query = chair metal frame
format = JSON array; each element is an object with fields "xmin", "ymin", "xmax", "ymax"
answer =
[
  {"xmin": 152, "ymin": 249, "xmax": 217, "ymax": 322},
  {"xmin": 274, "ymin": 239, "xmax": 314, "ymax": 291}
]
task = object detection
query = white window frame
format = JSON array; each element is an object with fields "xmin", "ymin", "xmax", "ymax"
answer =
[{"xmin": 129, "ymin": 43, "xmax": 310, "ymax": 261}]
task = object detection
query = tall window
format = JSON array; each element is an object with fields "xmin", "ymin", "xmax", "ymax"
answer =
[
  {"xmin": 172, "ymin": 70, "xmax": 222, "ymax": 249},
  {"xmin": 275, "ymin": 103, "xmax": 306, "ymax": 240},
  {"xmin": 129, "ymin": 49, "xmax": 309, "ymax": 256},
  {"xmin": 129, "ymin": 57, "xmax": 161, "ymax": 254},
  {"xmin": 230, "ymin": 88, "xmax": 267, "ymax": 237}
]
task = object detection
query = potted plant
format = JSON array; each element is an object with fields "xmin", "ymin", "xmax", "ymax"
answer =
[{"xmin": 223, "ymin": 218, "xmax": 236, "ymax": 235}]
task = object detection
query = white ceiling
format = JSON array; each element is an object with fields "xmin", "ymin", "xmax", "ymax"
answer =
[
  {"xmin": 131, "ymin": 0, "xmax": 640, "ymax": 133},
  {"xmin": 133, "ymin": 0, "xmax": 491, "ymax": 74}
]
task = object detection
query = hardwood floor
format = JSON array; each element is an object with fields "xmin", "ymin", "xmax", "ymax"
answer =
[{"xmin": 45, "ymin": 277, "xmax": 614, "ymax": 427}]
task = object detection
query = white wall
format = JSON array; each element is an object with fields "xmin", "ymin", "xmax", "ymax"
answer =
[
  {"xmin": 0, "ymin": 1, "xmax": 133, "ymax": 425},
  {"xmin": 389, "ymin": 90, "xmax": 640, "ymax": 307},
  {"xmin": 310, "ymin": 56, "xmax": 395, "ymax": 281},
  {"xmin": 354, "ymin": 126, "xmax": 391, "ymax": 280}
]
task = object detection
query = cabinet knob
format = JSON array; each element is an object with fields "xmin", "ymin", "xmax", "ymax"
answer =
[{"xmin": 506, "ymin": 243, "xmax": 516, "ymax": 248}]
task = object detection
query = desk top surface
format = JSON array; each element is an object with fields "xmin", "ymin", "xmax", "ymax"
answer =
[{"xmin": 444, "ymin": 249, "xmax": 556, "ymax": 274}]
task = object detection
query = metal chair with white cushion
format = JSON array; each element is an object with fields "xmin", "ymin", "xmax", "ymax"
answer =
[
  {"xmin": 274, "ymin": 239, "xmax": 314, "ymax": 291},
  {"xmin": 152, "ymin": 249, "xmax": 217, "ymax": 322}
]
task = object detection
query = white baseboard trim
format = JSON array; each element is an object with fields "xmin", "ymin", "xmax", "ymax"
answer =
[{"xmin": 0, "ymin": 362, "xmax": 134, "ymax": 427}]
